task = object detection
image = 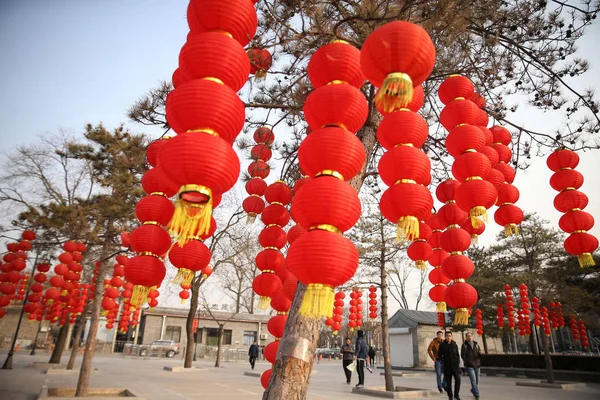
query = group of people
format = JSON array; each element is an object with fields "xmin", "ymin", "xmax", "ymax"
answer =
[
  {"xmin": 428, "ymin": 330, "xmax": 483, "ymax": 400},
  {"xmin": 341, "ymin": 330, "xmax": 375, "ymax": 388}
]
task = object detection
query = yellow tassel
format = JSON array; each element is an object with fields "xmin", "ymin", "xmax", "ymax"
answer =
[
  {"xmin": 505, "ymin": 224, "xmax": 519, "ymax": 237},
  {"xmin": 577, "ymin": 253, "xmax": 595, "ymax": 267},
  {"xmin": 173, "ymin": 268, "xmax": 195, "ymax": 286},
  {"xmin": 246, "ymin": 213, "xmax": 257, "ymax": 224},
  {"xmin": 101, "ymin": 310, "xmax": 108, "ymax": 317},
  {"xmin": 180, "ymin": 298, "xmax": 186, "ymax": 304},
  {"xmin": 169, "ymin": 187, "xmax": 213, "ymax": 247},
  {"xmin": 374, "ymin": 72, "xmax": 413, "ymax": 113},
  {"xmin": 130, "ymin": 285, "xmax": 150, "ymax": 306},
  {"xmin": 258, "ymin": 296, "xmax": 271, "ymax": 310},
  {"xmin": 415, "ymin": 260, "xmax": 427, "ymax": 270},
  {"xmin": 298, "ymin": 284, "xmax": 335, "ymax": 319},
  {"xmin": 255, "ymin": 69, "xmax": 267, "ymax": 80},
  {"xmin": 469, "ymin": 206, "xmax": 488, "ymax": 229},
  {"xmin": 454, "ymin": 308, "xmax": 469, "ymax": 325},
  {"xmin": 333, "ymin": 330, "xmax": 338, "ymax": 335},
  {"xmin": 397, "ymin": 216, "xmax": 419, "ymax": 243},
  {"xmin": 436, "ymin": 302, "xmax": 447, "ymax": 312},
  {"xmin": 471, "ymin": 235, "xmax": 479, "ymax": 245}
]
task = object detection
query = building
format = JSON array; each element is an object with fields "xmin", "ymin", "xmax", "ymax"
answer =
[
  {"xmin": 139, "ymin": 307, "xmax": 275, "ymax": 351},
  {"xmin": 388, "ymin": 309, "xmax": 504, "ymax": 368}
]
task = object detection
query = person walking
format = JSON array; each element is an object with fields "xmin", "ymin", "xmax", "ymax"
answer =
[
  {"xmin": 439, "ymin": 331, "xmax": 461, "ymax": 400},
  {"xmin": 341, "ymin": 338, "xmax": 354, "ymax": 384},
  {"xmin": 354, "ymin": 330, "xmax": 367, "ymax": 388},
  {"xmin": 427, "ymin": 330, "xmax": 446, "ymax": 393},
  {"xmin": 461, "ymin": 332, "xmax": 483, "ymax": 400},
  {"xmin": 248, "ymin": 341, "xmax": 259, "ymax": 370},
  {"xmin": 368, "ymin": 346, "xmax": 376, "ymax": 365}
]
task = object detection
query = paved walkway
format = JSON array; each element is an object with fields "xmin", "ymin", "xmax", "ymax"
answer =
[{"xmin": 1, "ymin": 351, "xmax": 599, "ymax": 399}]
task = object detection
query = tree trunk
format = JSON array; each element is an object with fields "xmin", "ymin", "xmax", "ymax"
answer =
[
  {"xmin": 184, "ymin": 280, "xmax": 200, "ymax": 368},
  {"xmin": 379, "ymin": 219, "xmax": 394, "ymax": 392},
  {"xmin": 49, "ymin": 323, "xmax": 70, "ymax": 364},
  {"xmin": 540, "ymin": 331, "xmax": 554, "ymax": 383},
  {"xmin": 30, "ymin": 320, "xmax": 43, "ymax": 356},
  {"xmin": 263, "ymin": 283, "xmax": 319, "ymax": 400},
  {"xmin": 67, "ymin": 314, "xmax": 87, "ymax": 370},
  {"xmin": 215, "ymin": 324, "xmax": 224, "ymax": 368},
  {"xmin": 236, "ymin": 279, "xmax": 242, "ymax": 314},
  {"xmin": 481, "ymin": 333, "xmax": 488, "ymax": 355},
  {"xmin": 76, "ymin": 220, "xmax": 114, "ymax": 397}
]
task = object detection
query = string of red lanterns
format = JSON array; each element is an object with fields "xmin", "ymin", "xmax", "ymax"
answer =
[
  {"xmin": 427, "ymin": 212, "xmax": 451, "ymax": 313},
  {"xmin": 368, "ymin": 286, "xmax": 378, "ymax": 321},
  {"xmin": 286, "ymin": 39, "xmax": 366, "ymax": 318},
  {"xmin": 475, "ymin": 309, "xmax": 483, "ymax": 335},
  {"xmin": 243, "ymin": 127, "xmax": 273, "ymax": 222},
  {"xmin": 547, "ymin": 148, "xmax": 598, "ymax": 267},
  {"xmin": 159, "ymin": 0, "xmax": 257, "ymax": 245}
]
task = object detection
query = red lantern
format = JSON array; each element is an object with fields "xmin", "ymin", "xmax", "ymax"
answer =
[
  {"xmin": 298, "ymin": 127, "xmax": 365, "ymax": 181},
  {"xmin": 186, "ymin": 0, "xmax": 258, "ymax": 47},
  {"xmin": 376, "ymin": 110, "xmax": 428, "ymax": 150},
  {"xmin": 308, "ymin": 41, "xmax": 364, "ymax": 89},
  {"xmin": 361, "ymin": 21, "xmax": 436, "ymax": 112},
  {"xmin": 564, "ymin": 233, "xmax": 598, "ymax": 267},
  {"xmin": 303, "ymin": 84, "xmax": 368, "ymax": 133},
  {"xmin": 380, "ymin": 183, "xmax": 433, "ymax": 241},
  {"xmin": 445, "ymin": 282, "xmax": 478, "ymax": 325},
  {"xmin": 243, "ymin": 196, "xmax": 265, "ymax": 223},
  {"xmin": 455, "ymin": 179, "xmax": 498, "ymax": 228},
  {"xmin": 438, "ymin": 75, "xmax": 475, "ymax": 105},
  {"xmin": 260, "ymin": 369, "xmax": 272, "ymax": 390},
  {"xmin": 247, "ymin": 48, "xmax": 273, "ymax": 79},
  {"xmin": 179, "ymin": 33, "xmax": 250, "ymax": 91},
  {"xmin": 124, "ymin": 256, "xmax": 166, "ymax": 306},
  {"xmin": 252, "ymin": 273, "xmax": 282, "ymax": 309}
]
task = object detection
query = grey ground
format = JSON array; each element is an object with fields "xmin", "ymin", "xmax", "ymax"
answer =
[{"xmin": 0, "ymin": 351, "xmax": 599, "ymax": 400}]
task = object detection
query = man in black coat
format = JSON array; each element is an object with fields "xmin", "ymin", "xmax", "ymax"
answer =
[
  {"xmin": 438, "ymin": 331, "xmax": 461, "ymax": 400},
  {"xmin": 461, "ymin": 332, "xmax": 483, "ymax": 400},
  {"xmin": 248, "ymin": 341, "xmax": 259, "ymax": 370}
]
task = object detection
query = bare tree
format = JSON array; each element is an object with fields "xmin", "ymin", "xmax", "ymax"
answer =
[
  {"xmin": 388, "ymin": 261, "xmax": 429, "ymax": 311},
  {"xmin": 199, "ymin": 291, "xmax": 238, "ymax": 368},
  {"xmin": 182, "ymin": 206, "xmax": 249, "ymax": 368}
]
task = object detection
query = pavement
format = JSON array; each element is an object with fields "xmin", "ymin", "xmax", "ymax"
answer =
[{"xmin": 0, "ymin": 351, "xmax": 599, "ymax": 400}]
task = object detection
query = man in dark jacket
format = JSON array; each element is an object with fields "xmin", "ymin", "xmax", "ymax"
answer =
[
  {"xmin": 341, "ymin": 338, "xmax": 354, "ymax": 384},
  {"xmin": 354, "ymin": 330, "xmax": 367, "ymax": 388},
  {"xmin": 439, "ymin": 331, "xmax": 461, "ymax": 400},
  {"xmin": 248, "ymin": 341, "xmax": 259, "ymax": 370},
  {"xmin": 461, "ymin": 332, "xmax": 483, "ymax": 400}
]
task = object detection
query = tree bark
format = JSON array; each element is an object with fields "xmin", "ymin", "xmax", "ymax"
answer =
[
  {"xmin": 264, "ymin": 121, "xmax": 378, "ymax": 399},
  {"xmin": 67, "ymin": 314, "xmax": 87, "ymax": 370},
  {"xmin": 379, "ymin": 218, "xmax": 394, "ymax": 392},
  {"xmin": 184, "ymin": 279, "xmax": 200, "ymax": 368},
  {"xmin": 215, "ymin": 324, "xmax": 224, "ymax": 368},
  {"xmin": 75, "ymin": 220, "xmax": 114, "ymax": 397},
  {"xmin": 540, "ymin": 331, "xmax": 555, "ymax": 383},
  {"xmin": 49, "ymin": 323, "xmax": 70, "ymax": 364},
  {"xmin": 263, "ymin": 283, "xmax": 319, "ymax": 400}
]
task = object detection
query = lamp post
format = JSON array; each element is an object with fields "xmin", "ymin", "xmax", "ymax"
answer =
[{"xmin": 2, "ymin": 253, "xmax": 39, "ymax": 369}]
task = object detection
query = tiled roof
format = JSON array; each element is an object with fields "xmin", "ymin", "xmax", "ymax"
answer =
[{"xmin": 389, "ymin": 309, "xmax": 449, "ymax": 328}]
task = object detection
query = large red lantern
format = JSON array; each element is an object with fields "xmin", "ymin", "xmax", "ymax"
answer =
[{"xmin": 360, "ymin": 21, "xmax": 436, "ymax": 112}]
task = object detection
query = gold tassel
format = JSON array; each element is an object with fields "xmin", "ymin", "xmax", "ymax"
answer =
[
  {"xmin": 246, "ymin": 213, "xmax": 257, "ymax": 224},
  {"xmin": 436, "ymin": 302, "xmax": 447, "ymax": 312},
  {"xmin": 397, "ymin": 216, "xmax": 419, "ymax": 243},
  {"xmin": 173, "ymin": 268, "xmax": 195, "ymax": 286},
  {"xmin": 180, "ymin": 298, "xmax": 187, "ymax": 304},
  {"xmin": 454, "ymin": 308, "xmax": 469, "ymax": 326},
  {"xmin": 374, "ymin": 72, "xmax": 413, "ymax": 113},
  {"xmin": 471, "ymin": 235, "xmax": 479, "ymax": 245},
  {"xmin": 169, "ymin": 185, "xmax": 213, "ymax": 246},
  {"xmin": 130, "ymin": 285, "xmax": 150, "ymax": 306},
  {"xmin": 258, "ymin": 296, "xmax": 271, "ymax": 310},
  {"xmin": 255, "ymin": 69, "xmax": 267, "ymax": 80},
  {"xmin": 577, "ymin": 253, "xmax": 595, "ymax": 267},
  {"xmin": 505, "ymin": 224, "xmax": 519, "ymax": 237},
  {"xmin": 415, "ymin": 260, "xmax": 427, "ymax": 270},
  {"xmin": 469, "ymin": 206, "xmax": 488, "ymax": 229},
  {"xmin": 299, "ymin": 284, "xmax": 335, "ymax": 319},
  {"xmin": 101, "ymin": 310, "xmax": 109, "ymax": 317}
]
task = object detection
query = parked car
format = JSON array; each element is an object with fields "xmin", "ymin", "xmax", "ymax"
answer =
[{"xmin": 138, "ymin": 340, "xmax": 180, "ymax": 358}]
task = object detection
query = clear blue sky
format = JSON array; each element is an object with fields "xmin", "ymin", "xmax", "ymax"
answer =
[{"xmin": 0, "ymin": 0, "xmax": 189, "ymax": 152}]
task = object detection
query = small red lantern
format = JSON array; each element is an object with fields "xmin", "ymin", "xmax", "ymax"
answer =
[{"xmin": 247, "ymin": 48, "xmax": 273, "ymax": 80}]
